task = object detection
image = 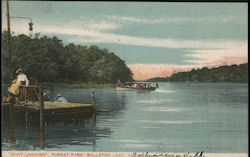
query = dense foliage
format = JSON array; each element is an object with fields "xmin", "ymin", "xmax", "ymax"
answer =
[
  {"xmin": 148, "ymin": 63, "xmax": 248, "ymax": 83},
  {"xmin": 2, "ymin": 31, "xmax": 133, "ymax": 83}
]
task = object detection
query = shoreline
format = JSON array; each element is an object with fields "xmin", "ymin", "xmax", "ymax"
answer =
[
  {"xmin": 2, "ymin": 82, "xmax": 116, "ymax": 89},
  {"xmin": 40, "ymin": 82, "xmax": 116, "ymax": 89}
]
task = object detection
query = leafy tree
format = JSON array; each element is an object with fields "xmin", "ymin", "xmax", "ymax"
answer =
[
  {"xmin": 2, "ymin": 31, "xmax": 133, "ymax": 84},
  {"xmin": 90, "ymin": 53, "xmax": 133, "ymax": 83},
  {"xmin": 164, "ymin": 64, "xmax": 248, "ymax": 83}
]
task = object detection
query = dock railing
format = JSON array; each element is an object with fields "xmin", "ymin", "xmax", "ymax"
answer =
[{"xmin": 19, "ymin": 85, "xmax": 41, "ymax": 103}]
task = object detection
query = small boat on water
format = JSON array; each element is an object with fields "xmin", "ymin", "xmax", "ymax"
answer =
[{"xmin": 116, "ymin": 81, "xmax": 159, "ymax": 91}]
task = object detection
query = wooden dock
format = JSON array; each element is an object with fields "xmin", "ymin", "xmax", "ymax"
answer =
[
  {"xmin": 3, "ymin": 101, "xmax": 95, "ymax": 119},
  {"xmin": 3, "ymin": 84, "xmax": 96, "ymax": 117},
  {"xmin": 2, "ymin": 85, "xmax": 96, "ymax": 150}
]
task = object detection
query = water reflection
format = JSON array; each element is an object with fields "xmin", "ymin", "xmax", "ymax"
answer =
[
  {"xmin": 42, "ymin": 86, "xmax": 130, "ymax": 151},
  {"xmin": 45, "ymin": 119, "xmax": 97, "ymax": 151},
  {"xmin": 2, "ymin": 87, "xmax": 128, "ymax": 150}
]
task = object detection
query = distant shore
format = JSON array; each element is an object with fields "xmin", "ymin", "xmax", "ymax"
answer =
[{"xmin": 147, "ymin": 63, "xmax": 248, "ymax": 83}]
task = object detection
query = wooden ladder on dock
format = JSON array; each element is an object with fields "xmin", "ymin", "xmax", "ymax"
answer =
[{"xmin": 19, "ymin": 85, "xmax": 43, "ymax": 103}]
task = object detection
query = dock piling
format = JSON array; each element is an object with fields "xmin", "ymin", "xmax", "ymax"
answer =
[
  {"xmin": 39, "ymin": 87, "xmax": 45, "ymax": 150},
  {"xmin": 9, "ymin": 94, "xmax": 16, "ymax": 148},
  {"xmin": 51, "ymin": 84, "xmax": 54, "ymax": 101},
  {"xmin": 91, "ymin": 90, "xmax": 96, "ymax": 105},
  {"xmin": 91, "ymin": 90, "xmax": 96, "ymax": 122},
  {"xmin": 25, "ymin": 109, "xmax": 28, "ymax": 128}
]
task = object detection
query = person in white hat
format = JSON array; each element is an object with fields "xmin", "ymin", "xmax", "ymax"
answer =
[
  {"xmin": 56, "ymin": 93, "xmax": 68, "ymax": 103},
  {"xmin": 8, "ymin": 68, "xmax": 29, "ymax": 102},
  {"xmin": 16, "ymin": 68, "xmax": 29, "ymax": 86}
]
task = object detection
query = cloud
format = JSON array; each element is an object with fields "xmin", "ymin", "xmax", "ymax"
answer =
[
  {"xmin": 91, "ymin": 22, "xmax": 120, "ymax": 31},
  {"xmin": 2, "ymin": 15, "xmax": 245, "ymax": 50},
  {"xmin": 106, "ymin": 15, "xmax": 165, "ymax": 24},
  {"xmin": 106, "ymin": 15, "xmax": 234, "ymax": 25},
  {"xmin": 186, "ymin": 42, "xmax": 248, "ymax": 66},
  {"xmin": 128, "ymin": 41, "xmax": 247, "ymax": 80},
  {"xmin": 128, "ymin": 64, "xmax": 198, "ymax": 80},
  {"xmin": 129, "ymin": 43, "xmax": 248, "ymax": 81},
  {"xmin": 24, "ymin": 24, "xmax": 247, "ymax": 50},
  {"xmin": 83, "ymin": 21, "xmax": 122, "ymax": 31}
]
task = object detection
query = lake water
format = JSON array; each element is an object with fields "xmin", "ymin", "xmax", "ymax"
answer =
[{"xmin": 1, "ymin": 83, "xmax": 248, "ymax": 152}]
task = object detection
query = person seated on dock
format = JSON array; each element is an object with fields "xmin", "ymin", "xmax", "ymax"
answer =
[
  {"xmin": 43, "ymin": 89, "xmax": 52, "ymax": 101},
  {"xmin": 56, "ymin": 94, "xmax": 68, "ymax": 103}
]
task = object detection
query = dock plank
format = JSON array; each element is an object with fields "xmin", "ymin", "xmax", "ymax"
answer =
[{"xmin": 2, "ymin": 102, "xmax": 94, "ymax": 110}]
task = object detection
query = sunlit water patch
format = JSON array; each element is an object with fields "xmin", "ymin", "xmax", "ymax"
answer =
[
  {"xmin": 135, "ymin": 99, "xmax": 173, "ymax": 104},
  {"xmin": 142, "ymin": 107, "xmax": 181, "ymax": 112},
  {"xmin": 136, "ymin": 120, "xmax": 203, "ymax": 124}
]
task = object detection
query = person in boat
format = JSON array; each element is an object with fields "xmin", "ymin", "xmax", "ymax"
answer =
[
  {"xmin": 156, "ymin": 82, "xmax": 159, "ymax": 88},
  {"xmin": 56, "ymin": 94, "xmax": 68, "ymax": 103},
  {"xmin": 117, "ymin": 80, "xmax": 123, "ymax": 87},
  {"xmin": 125, "ymin": 82, "xmax": 131, "ymax": 88},
  {"xmin": 132, "ymin": 83, "xmax": 137, "ymax": 88}
]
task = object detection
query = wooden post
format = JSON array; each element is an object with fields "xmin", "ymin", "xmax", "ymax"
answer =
[
  {"xmin": 91, "ymin": 90, "xmax": 96, "ymax": 122},
  {"xmin": 39, "ymin": 87, "xmax": 45, "ymax": 150},
  {"xmin": 9, "ymin": 94, "xmax": 16, "ymax": 148},
  {"xmin": 24, "ymin": 109, "xmax": 28, "ymax": 139},
  {"xmin": 91, "ymin": 90, "xmax": 95, "ymax": 106},
  {"xmin": 6, "ymin": 0, "xmax": 15, "ymax": 148},
  {"xmin": 6, "ymin": 0, "xmax": 13, "ymax": 81},
  {"xmin": 51, "ymin": 84, "xmax": 54, "ymax": 101},
  {"xmin": 25, "ymin": 109, "xmax": 29, "ymax": 129}
]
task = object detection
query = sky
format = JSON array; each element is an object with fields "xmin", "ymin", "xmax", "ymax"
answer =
[{"xmin": 2, "ymin": 1, "xmax": 248, "ymax": 80}]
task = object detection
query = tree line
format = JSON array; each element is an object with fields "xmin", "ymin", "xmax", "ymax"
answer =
[
  {"xmin": 2, "ymin": 31, "xmax": 133, "ymax": 84},
  {"xmin": 148, "ymin": 63, "xmax": 248, "ymax": 83}
]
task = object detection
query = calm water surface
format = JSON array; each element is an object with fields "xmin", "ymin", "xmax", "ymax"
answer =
[{"xmin": 2, "ymin": 83, "xmax": 248, "ymax": 152}]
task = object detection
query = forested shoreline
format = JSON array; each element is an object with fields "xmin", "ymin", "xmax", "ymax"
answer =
[
  {"xmin": 148, "ymin": 63, "xmax": 248, "ymax": 83},
  {"xmin": 2, "ymin": 31, "xmax": 133, "ymax": 84}
]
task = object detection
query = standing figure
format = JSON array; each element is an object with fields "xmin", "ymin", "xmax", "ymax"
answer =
[
  {"xmin": 16, "ymin": 68, "xmax": 29, "ymax": 86},
  {"xmin": 16, "ymin": 68, "xmax": 29, "ymax": 102},
  {"xmin": 8, "ymin": 68, "xmax": 29, "ymax": 102}
]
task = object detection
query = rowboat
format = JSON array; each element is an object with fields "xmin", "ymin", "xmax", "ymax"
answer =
[{"xmin": 116, "ymin": 82, "xmax": 158, "ymax": 91}]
